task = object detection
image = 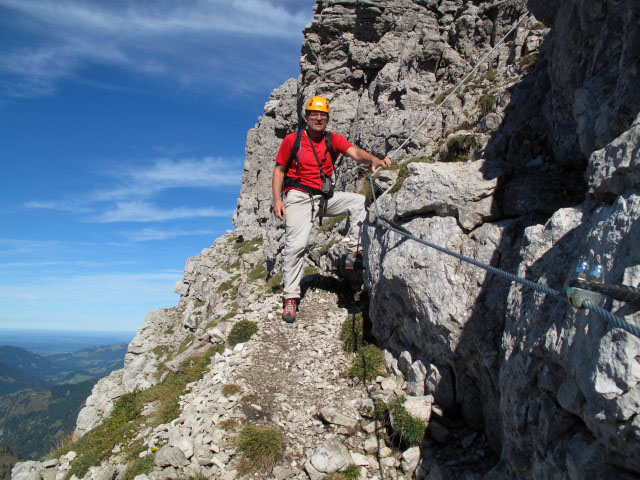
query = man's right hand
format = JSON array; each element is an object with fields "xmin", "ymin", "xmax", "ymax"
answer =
[{"xmin": 273, "ymin": 199, "xmax": 286, "ymax": 220}]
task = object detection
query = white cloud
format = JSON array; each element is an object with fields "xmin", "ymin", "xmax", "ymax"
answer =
[
  {"xmin": 96, "ymin": 201, "xmax": 234, "ymax": 223},
  {"xmin": 123, "ymin": 227, "xmax": 216, "ymax": 242},
  {"xmin": 23, "ymin": 200, "xmax": 90, "ymax": 213},
  {"xmin": 22, "ymin": 155, "xmax": 242, "ymax": 222},
  {"xmin": 0, "ymin": 0, "xmax": 315, "ymax": 99},
  {"xmin": 0, "ymin": 270, "xmax": 181, "ymax": 303},
  {"xmin": 0, "ymin": 238, "xmax": 92, "ymax": 256}
]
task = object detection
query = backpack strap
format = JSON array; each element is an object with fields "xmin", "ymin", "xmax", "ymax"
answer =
[
  {"xmin": 284, "ymin": 128, "xmax": 304, "ymax": 175},
  {"xmin": 324, "ymin": 131, "xmax": 338, "ymax": 165}
]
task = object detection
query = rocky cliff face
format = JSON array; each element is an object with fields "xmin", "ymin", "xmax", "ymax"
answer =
[{"xmin": 13, "ymin": 1, "xmax": 639, "ymax": 479}]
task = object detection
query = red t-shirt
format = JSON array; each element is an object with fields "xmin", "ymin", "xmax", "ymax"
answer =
[{"xmin": 275, "ymin": 130, "xmax": 353, "ymax": 192}]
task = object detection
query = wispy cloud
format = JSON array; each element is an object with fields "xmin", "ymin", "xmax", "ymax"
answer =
[
  {"xmin": 96, "ymin": 201, "xmax": 234, "ymax": 223},
  {"xmin": 22, "ymin": 155, "xmax": 242, "ymax": 222},
  {"xmin": 0, "ymin": 270, "xmax": 181, "ymax": 303},
  {"xmin": 0, "ymin": 0, "xmax": 314, "ymax": 99},
  {"xmin": 23, "ymin": 200, "xmax": 90, "ymax": 213},
  {"xmin": 93, "ymin": 156, "xmax": 243, "ymax": 202},
  {"xmin": 122, "ymin": 227, "xmax": 216, "ymax": 242},
  {"xmin": 0, "ymin": 238, "xmax": 92, "ymax": 256}
]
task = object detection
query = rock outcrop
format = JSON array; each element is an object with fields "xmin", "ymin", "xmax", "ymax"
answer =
[{"xmin": 14, "ymin": 0, "xmax": 640, "ymax": 479}]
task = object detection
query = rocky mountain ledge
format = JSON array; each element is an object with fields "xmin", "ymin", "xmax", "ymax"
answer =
[{"xmin": 13, "ymin": 0, "xmax": 639, "ymax": 479}]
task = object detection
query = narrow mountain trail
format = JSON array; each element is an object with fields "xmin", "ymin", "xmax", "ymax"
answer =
[{"xmin": 227, "ymin": 276, "xmax": 388, "ymax": 478}]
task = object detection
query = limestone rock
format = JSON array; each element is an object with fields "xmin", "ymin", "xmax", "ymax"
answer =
[
  {"xmin": 154, "ymin": 446, "xmax": 189, "ymax": 468},
  {"xmin": 403, "ymin": 395, "xmax": 434, "ymax": 423},
  {"xmin": 394, "ymin": 161, "xmax": 501, "ymax": 230},
  {"xmin": 318, "ymin": 407, "xmax": 358, "ymax": 429},
  {"xmin": 307, "ymin": 439, "xmax": 351, "ymax": 474}
]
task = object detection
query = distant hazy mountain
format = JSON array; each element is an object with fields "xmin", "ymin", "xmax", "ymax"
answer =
[
  {"xmin": 0, "ymin": 444, "xmax": 20, "ymax": 480},
  {"xmin": 0, "ymin": 343, "xmax": 127, "ymax": 388},
  {"xmin": 0, "ymin": 361, "xmax": 48, "ymax": 394},
  {"xmin": 0, "ymin": 380, "xmax": 96, "ymax": 461},
  {"xmin": 0, "ymin": 342, "xmax": 128, "ymax": 460},
  {"xmin": 0, "ymin": 346, "xmax": 60, "ymax": 387}
]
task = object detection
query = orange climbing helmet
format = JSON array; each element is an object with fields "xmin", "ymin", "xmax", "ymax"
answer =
[{"xmin": 305, "ymin": 96, "xmax": 330, "ymax": 113}]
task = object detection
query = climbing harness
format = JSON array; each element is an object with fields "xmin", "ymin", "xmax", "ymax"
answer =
[{"xmin": 364, "ymin": 11, "xmax": 640, "ymax": 339}]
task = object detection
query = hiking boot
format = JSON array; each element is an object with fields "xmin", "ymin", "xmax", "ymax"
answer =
[
  {"xmin": 345, "ymin": 250, "xmax": 363, "ymax": 270},
  {"xmin": 282, "ymin": 298, "xmax": 297, "ymax": 323}
]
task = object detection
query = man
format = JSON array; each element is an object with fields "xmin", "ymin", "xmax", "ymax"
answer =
[{"xmin": 272, "ymin": 96, "xmax": 391, "ymax": 323}]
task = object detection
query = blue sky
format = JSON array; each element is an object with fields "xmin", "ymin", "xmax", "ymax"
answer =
[{"xmin": 0, "ymin": 0, "xmax": 316, "ymax": 333}]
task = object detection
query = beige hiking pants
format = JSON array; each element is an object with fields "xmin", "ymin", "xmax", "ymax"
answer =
[{"xmin": 282, "ymin": 189, "xmax": 366, "ymax": 299}]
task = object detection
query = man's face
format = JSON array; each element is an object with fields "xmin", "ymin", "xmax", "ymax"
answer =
[{"xmin": 305, "ymin": 110, "xmax": 329, "ymax": 134}]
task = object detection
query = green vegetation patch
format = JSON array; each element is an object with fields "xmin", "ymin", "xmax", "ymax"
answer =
[
  {"xmin": 225, "ymin": 260, "xmax": 241, "ymax": 272},
  {"xmin": 234, "ymin": 236, "xmax": 263, "ymax": 255},
  {"xmin": 478, "ymin": 93, "xmax": 496, "ymax": 116},
  {"xmin": 219, "ymin": 418, "xmax": 239, "ymax": 431},
  {"xmin": 218, "ymin": 275, "xmax": 240, "ymax": 293},
  {"xmin": 236, "ymin": 425, "xmax": 284, "ymax": 474},
  {"xmin": 387, "ymin": 396, "xmax": 427, "ymax": 447},
  {"xmin": 304, "ymin": 265, "xmax": 318, "ymax": 276},
  {"xmin": 320, "ymin": 214, "xmax": 347, "ymax": 232},
  {"xmin": 325, "ymin": 465, "xmax": 361, "ymax": 480},
  {"xmin": 248, "ymin": 264, "xmax": 268, "ymax": 282},
  {"xmin": 448, "ymin": 121, "xmax": 475, "ymax": 135},
  {"xmin": 59, "ymin": 345, "xmax": 225, "ymax": 477},
  {"xmin": 141, "ymin": 345, "xmax": 223, "ymax": 425},
  {"xmin": 484, "ymin": 68, "xmax": 497, "ymax": 82},
  {"xmin": 387, "ymin": 156, "xmax": 435, "ymax": 195},
  {"xmin": 222, "ymin": 384, "xmax": 242, "ymax": 397},
  {"xmin": 519, "ymin": 53, "xmax": 537, "ymax": 70},
  {"xmin": 440, "ymin": 135, "xmax": 478, "ymax": 162},
  {"xmin": 349, "ymin": 344, "xmax": 386, "ymax": 382},
  {"xmin": 340, "ymin": 313, "xmax": 364, "ymax": 353},
  {"xmin": 152, "ymin": 345, "xmax": 171, "ymax": 359},
  {"xmin": 318, "ymin": 238, "xmax": 340, "ymax": 256},
  {"xmin": 358, "ymin": 177, "xmax": 373, "ymax": 200},
  {"xmin": 123, "ymin": 452, "xmax": 155, "ymax": 480},
  {"xmin": 194, "ymin": 299, "xmax": 205, "ymax": 308},
  {"xmin": 227, "ymin": 320, "xmax": 258, "ymax": 347},
  {"xmin": 58, "ymin": 390, "xmax": 143, "ymax": 479},
  {"xmin": 265, "ymin": 272, "xmax": 284, "ymax": 294},
  {"xmin": 433, "ymin": 86, "xmax": 455, "ymax": 105}
]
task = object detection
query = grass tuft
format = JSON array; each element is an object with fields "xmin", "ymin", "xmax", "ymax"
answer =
[
  {"xmin": 227, "ymin": 320, "xmax": 258, "ymax": 347},
  {"xmin": 219, "ymin": 418, "xmax": 239, "ymax": 431},
  {"xmin": 222, "ymin": 384, "xmax": 242, "ymax": 397},
  {"xmin": 236, "ymin": 425, "xmax": 284, "ymax": 474},
  {"xmin": 218, "ymin": 275, "xmax": 240, "ymax": 293},
  {"xmin": 440, "ymin": 135, "xmax": 477, "ymax": 162},
  {"xmin": 265, "ymin": 272, "xmax": 284, "ymax": 294},
  {"xmin": 234, "ymin": 236, "xmax": 263, "ymax": 255},
  {"xmin": 248, "ymin": 264, "xmax": 268, "ymax": 282},
  {"xmin": 387, "ymin": 396, "xmax": 426, "ymax": 447},
  {"xmin": 349, "ymin": 344, "xmax": 386, "ymax": 382},
  {"xmin": 448, "ymin": 121, "xmax": 475, "ymax": 135},
  {"xmin": 478, "ymin": 93, "xmax": 496, "ymax": 116},
  {"xmin": 122, "ymin": 453, "xmax": 155, "ymax": 480},
  {"xmin": 518, "ymin": 53, "xmax": 537, "ymax": 70},
  {"xmin": 320, "ymin": 214, "xmax": 347, "ymax": 232},
  {"xmin": 340, "ymin": 313, "xmax": 364, "ymax": 353},
  {"xmin": 387, "ymin": 156, "xmax": 435, "ymax": 195},
  {"xmin": 304, "ymin": 265, "xmax": 319, "ymax": 276},
  {"xmin": 194, "ymin": 299, "xmax": 205, "ymax": 308},
  {"xmin": 58, "ymin": 391, "xmax": 143, "ymax": 479}
]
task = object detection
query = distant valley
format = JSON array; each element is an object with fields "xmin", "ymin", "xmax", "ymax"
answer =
[{"xmin": 0, "ymin": 339, "xmax": 130, "ymax": 478}]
